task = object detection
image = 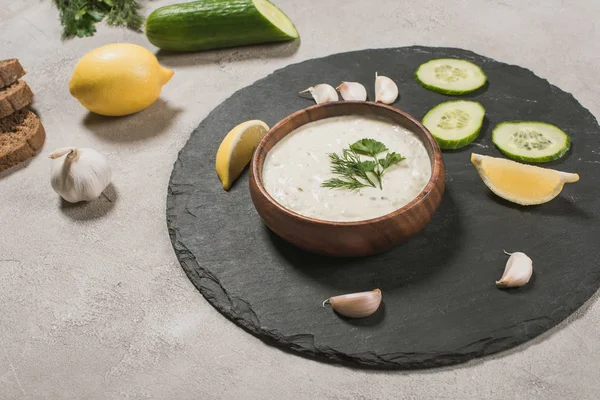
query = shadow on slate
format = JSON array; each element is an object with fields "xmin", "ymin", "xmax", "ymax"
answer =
[
  {"xmin": 166, "ymin": 46, "xmax": 600, "ymax": 369},
  {"xmin": 267, "ymin": 190, "xmax": 462, "ymax": 293}
]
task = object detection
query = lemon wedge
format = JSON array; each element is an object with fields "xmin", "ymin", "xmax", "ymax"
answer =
[
  {"xmin": 216, "ymin": 120, "xmax": 269, "ymax": 190},
  {"xmin": 471, "ymin": 153, "xmax": 579, "ymax": 205}
]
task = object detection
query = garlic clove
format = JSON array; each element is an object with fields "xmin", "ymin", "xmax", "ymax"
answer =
[
  {"xmin": 375, "ymin": 72, "xmax": 399, "ymax": 104},
  {"xmin": 299, "ymin": 84, "xmax": 339, "ymax": 104},
  {"xmin": 50, "ymin": 147, "xmax": 111, "ymax": 203},
  {"xmin": 496, "ymin": 251, "xmax": 533, "ymax": 288},
  {"xmin": 336, "ymin": 82, "xmax": 367, "ymax": 101},
  {"xmin": 323, "ymin": 289, "xmax": 382, "ymax": 318},
  {"xmin": 49, "ymin": 147, "xmax": 76, "ymax": 159}
]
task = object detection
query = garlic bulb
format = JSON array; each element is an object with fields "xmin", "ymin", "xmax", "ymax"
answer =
[
  {"xmin": 323, "ymin": 289, "xmax": 382, "ymax": 318},
  {"xmin": 336, "ymin": 82, "xmax": 367, "ymax": 101},
  {"xmin": 300, "ymin": 84, "xmax": 338, "ymax": 104},
  {"xmin": 50, "ymin": 147, "xmax": 111, "ymax": 203},
  {"xmin": 496, "ymin": 251, "xmax": 533, "ymax": 288},
  {"xmin": 375, "ymin": 72, "xmax": 399, "ymax": 104}
]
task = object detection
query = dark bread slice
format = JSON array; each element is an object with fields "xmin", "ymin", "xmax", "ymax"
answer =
[
  {"xmin": 0, "ymin": 109, "xmax": 45, "ymax": 172},
  {"xmin": 0, "ymin": 80, "xmax": 34, "ymax": 119},
  {"xmin": 0, "ymin": 59, "xmax": 26, "ymax": 88}
]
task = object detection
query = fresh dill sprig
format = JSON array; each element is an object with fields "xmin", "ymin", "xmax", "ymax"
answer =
[
  {"xmin": 52, "ymin": 0, "xmax": 143, "ymax": 39},
  {"xmin": 321, "ymin": 138, "xmax": 406, "ymax": 191},
  {"xmin": 321, "ymin": 177, "xmax": 367, "ymax": 190},
  {"xmin": 105, "ymin": 0, "xmax": 144, "ymax": 31},
  {"xmin": 329, "ymin": 150, "xmax": 377, "ymax": 188}
]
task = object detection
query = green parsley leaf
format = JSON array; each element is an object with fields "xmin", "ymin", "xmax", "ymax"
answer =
[
  {"xmin": 350, "ymin": 138, "xmax": 388, "ymax": 157},
  {"xmin": 356, "ymin": 160, "xmax": 377, "ymax": 172},
  {"xmin": 379, "ymin": 152, "xmax": 406, "ymax": 169}
]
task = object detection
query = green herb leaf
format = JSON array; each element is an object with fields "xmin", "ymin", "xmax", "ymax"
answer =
[
  {"xmin": 357, "ymin": 160, "xmax": 377, "ymax": 172},
  {"xmin": 379, "ymin": 152, "xmax": 406, "ymax": 169},
  {"xmin": 87, "ymin": 10, "xmax": 106, "ymax": 22},
  {"xmin": 106, "ymin": 0, "xmax": 143, "ymax": 31},
  {"xmin": 321, "ymin": 177, "xmax": 368, "ymax": 190},
  {"xmin": 328, "ymin": 151, "xmax": 376, "ymax": 187},
  {"xmin": 350, "ymin": 138, "xmax": 388, "ymax": 157},
  {"xmin": 75, "ymin": 7, "xmax": 88, "ymax": 20},
  {"xmin": 328, "ymin": 152, "xmax": 354, "ymax": 177}
]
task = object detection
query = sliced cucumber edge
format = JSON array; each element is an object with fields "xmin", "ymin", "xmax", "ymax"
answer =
[
  {"xmin": 253, "ymin": 0, "xmax": 299, "ymax": 39},
  {"xmin": 422, "ymin": 100, "xmax": 486, "ymax": 150},
  {"xmin": 435, "ymin": 126, "xmax": 482, "ymax": 150},
  {"xmin": 414, "ymin": 59, "xmax": 488, "ymax": 96},
  {"xmin": 491, "ymin": 121, "xmax": 572, "ymax": 163}
]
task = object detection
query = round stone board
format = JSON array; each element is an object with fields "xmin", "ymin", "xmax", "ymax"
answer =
[{"xmin": 166, "ymin": 46, "xmax": 600, "ymax": 369}]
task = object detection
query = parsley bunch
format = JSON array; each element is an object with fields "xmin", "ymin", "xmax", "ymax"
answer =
[
  {"xmin": 322, "ymin": 138, "xmax": 406, "ymax": 191},
  {"xmin": 53, "ymin": 0, "xmax": 144, "ymax": 39}
]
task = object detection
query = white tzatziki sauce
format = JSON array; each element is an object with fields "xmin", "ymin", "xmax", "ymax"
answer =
[{"xmin": 262, "ymin": 115, "xmax": 432, "ymax": 222}]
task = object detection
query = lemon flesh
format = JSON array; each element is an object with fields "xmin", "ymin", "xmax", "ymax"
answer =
[
  {"xmin": 216, "ymin": 120, "xmax": 269, "ymax": 190},
  {"xmin": 69, "ymin": 43, "xmax": 173, "ymax": 117},
  {"xmin": 471, "ymin": 153, "xmax": 579, "ymax": 205}
]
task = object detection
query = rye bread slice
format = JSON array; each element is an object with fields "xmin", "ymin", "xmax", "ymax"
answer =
[
  {"xmin": 0, "ymin": 59, "xmax": 26, "ymax": 88},
  {"xmin": 0, "ymin": 80, "xmax": 34, "ymax": 119},
  {"xmin": 0, "ymin": 109, "xmax": 45, "ymax": 172}
]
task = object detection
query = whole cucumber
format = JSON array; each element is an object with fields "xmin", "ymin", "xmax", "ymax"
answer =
[{"xmin": 146, "ymin": 0, "xmax": 299, "ymax": 52}]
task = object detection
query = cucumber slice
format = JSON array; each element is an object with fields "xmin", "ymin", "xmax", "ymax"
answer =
[
  {"xmin": 146, "ymin": 0, "xmax": 299, "ymax": 52},
  {"xmin": 492, "ymin": 121, "xmax": 571, "ymax": 162},
  {"xmin": 422, "ymin": 100, "xmax": 485, "ymax": 149},
  {"xmin": 415, "ymin": 59, "xmax": 487, "ymax": 95}
]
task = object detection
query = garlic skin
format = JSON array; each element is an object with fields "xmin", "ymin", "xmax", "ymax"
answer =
[
  {"xmin": 375, "ymin": 72, "xmax": 399, "ymax": 104},
  {"xmin": 496, "ymin": 252, "xmax": 533, "ymax": 288},
  {"xmin": 336, "ymin": 82, "xmax": 367, "ymax": 101},
  {"xmin": 300, "ymin": 84, "xmax": 339, "ymax": 104},
  {"xmin": 50, "ymin": 147, "xmax": 111, "ymax": 203},
  {"xmin": 323, "ymin": 289, "xmax": 382, "ymax": 318}
]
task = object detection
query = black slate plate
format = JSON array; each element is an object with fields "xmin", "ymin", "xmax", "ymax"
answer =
[{"xmin": 167, "ymin": 46, "xmax": 600, "ymax": 369}]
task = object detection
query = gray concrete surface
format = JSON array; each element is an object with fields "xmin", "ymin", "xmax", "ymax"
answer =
[{"xmin": 1, "ymin": 0, "xmax": 600, "ymax": 398}]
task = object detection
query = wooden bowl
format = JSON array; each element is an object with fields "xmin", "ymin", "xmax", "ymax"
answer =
[{"xmin": 249, "ymin": 101, "xmax": 446, "ymax": 257}]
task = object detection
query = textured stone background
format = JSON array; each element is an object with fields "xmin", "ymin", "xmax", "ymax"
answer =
[{"xmin": 1, "ymin": 0, "xmax": 599, "ymax": 398}]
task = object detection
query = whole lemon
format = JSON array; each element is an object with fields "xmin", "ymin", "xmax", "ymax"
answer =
[{"xmin": 69, "ymin": 43, "xmax": 173, "ymax": 117}]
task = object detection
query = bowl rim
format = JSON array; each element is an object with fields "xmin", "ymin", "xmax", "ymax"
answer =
[{"xmin": 250, "ymin": 101, "xmax": 444, "ymax": 227}]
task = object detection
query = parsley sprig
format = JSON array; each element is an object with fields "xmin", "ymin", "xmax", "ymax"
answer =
[{"xmin": 322, "ymin": 138, "xmax": 406, "ymax": 191}]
